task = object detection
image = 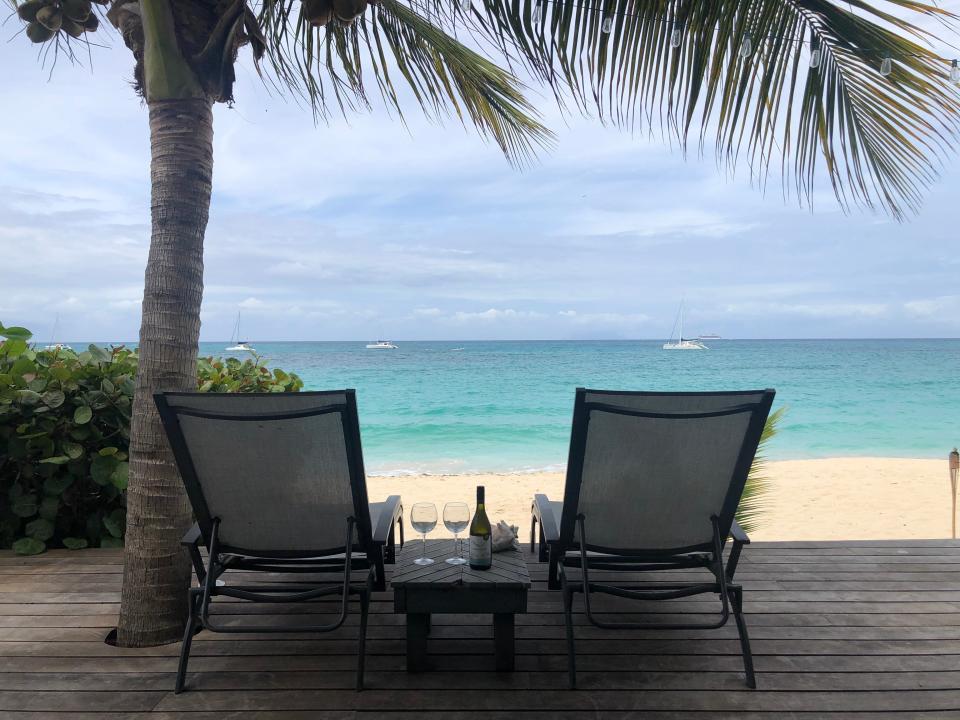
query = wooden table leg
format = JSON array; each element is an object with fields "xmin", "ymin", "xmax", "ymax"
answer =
[
  {"xmin": 493, "ymin": 613, "xmax": 515, "ymax": 671},
  {"xmin": 406, "ymin": 613, "xmax": 430, "ymax": 672}
]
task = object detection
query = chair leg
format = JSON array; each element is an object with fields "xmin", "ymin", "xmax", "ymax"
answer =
[
  {"xmin": 547, "ymin": 545, "xmax": 560, "ymax": 590},
  {"xmin": 174, "ymin": 589, "xmax": 201, "ymax": 694},
  {"xmin": 373, "ymin": 547, "xmax": 387, "ymax": 593},
  {"xmin": 398, "ymin": 515, "xmax": 405, "ymax": 548},
  {"xmin": 561, "ymin": 572, "xmax": 577, "ymax": 689},
  {"xmin": 530, "ymin": 514, "xmax": 537, "ymax": 553},
  {"xmin": 386, "ymin": 522, "xmax": 396, "ymax": 564},
  {"xmin": 730, "ymin": 585, "xmax": 756, "ymax": 689},
  {"xmin": 538, "ymin": 524, "xmax": 548, "ymax": 564},
  {"xmin": 356, "ymin": 573, "xmax": 373, "ymax": 691}
]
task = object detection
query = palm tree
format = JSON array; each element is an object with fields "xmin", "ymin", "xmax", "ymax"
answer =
[{"xmin": 11, "ymin": 0, "xmax": 959, "ymax": 647}]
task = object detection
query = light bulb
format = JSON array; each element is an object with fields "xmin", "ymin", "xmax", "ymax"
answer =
[
  {"xmin": 670, "ymin": 27, "xmax": 682, "ymax": 48},
  {"xmin": 809, "ymin": 46, "xmax": 820, "ymax": 69},
  {"xmin": 532, "ymin": 0, "xmax": 541, "ymax": 23},
  {"xmin": 461, "ymin": 0, "xmax": 472, "ymax": 10},
  {"xmin": 880, "ymin": 55, "xmax": 892, "ymax": 77},
  {"xmin": 601, "ymin": 16, "xmax": 613, "ymax": 33},
  {"xmin": 739, "ymin": 33, "xmax": 752, "ymax": 59},
  {"xmin": 951, "ymin": 59, "xmax": 959, "ymax": 85}
]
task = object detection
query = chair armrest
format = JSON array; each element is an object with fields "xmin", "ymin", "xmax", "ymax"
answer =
[
  {"xmin": 181, "ymin": 523, "xmax": 202, "ymax": 548},
  {"xmin": 372, "ymin": 495, "xmax": 402, "ymax": 545},
  {"xmin": 532, "ymin": 493, "xmax": 560, "ymax": 544},
  {"xmin": 730, "ymin": 519, "xmax": 750, "ymax": 545}
]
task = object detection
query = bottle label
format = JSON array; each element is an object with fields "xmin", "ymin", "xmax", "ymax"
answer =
[{"xmin": 470, "ymin": 535, "xmax": 492, "ymax": 566}]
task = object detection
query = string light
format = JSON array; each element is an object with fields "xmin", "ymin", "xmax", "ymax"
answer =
[
  {"xmin": 739, "ymin": 32, "xmax": 752, "ymax": 59},
  {"xmin": 880, "ymin": 55, "xmax": 893, "ymax": 76},
  {"xmin": 532, "ymin": 0, "xmax": 542, "ymax": 23},
  {"xmin": 460, "ymin": 0, "xmax": 472, "ymax": 10},
  {"xmin": 670, "ymin": 24, "xmax": 682, "ymax": 48},
  {"xmin": 602, "ymin": 16, "xmax": 613, "ymax": 33},
  {"xmin": 809, "ymin": 38, "xmax": 821, "ymax": 69},
  {"xmin": 951, "ymin": 59, "xmax": 959, "ymax": 85}
]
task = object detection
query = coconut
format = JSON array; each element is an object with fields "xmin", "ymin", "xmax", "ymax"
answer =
[
  {"xmin": 17, "ymin": 0, "xmax": 47, "ymax": 22},
  {"xmin": 60, "ymin": 16, "xmax": 84, "ymax": 37},
  {"xmin": 25, "ymin": 20, "xmax": 55, "ymax": 43},
  {"xmin": 303, "ymin": 0, "xmax": 334, "ymax": 26},
  {"xmin": 62, "ymin": 0, "xmax": 91, "ymax": 22},
  {"xmin": 35, "ymin": 5, "xmax": 62, "ymax": 32},
  {"xmin": 82, "ymin": 13, "xmax": 98, "ymax": 31},
  {"xmin": 332, "ymin": 0, "xmax": 367, "ymax": 24}
]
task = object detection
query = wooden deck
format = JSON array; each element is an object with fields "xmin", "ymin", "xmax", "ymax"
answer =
[{"xmin": 2, "ymin": 539, "xmax": 960, "ymax": 718}]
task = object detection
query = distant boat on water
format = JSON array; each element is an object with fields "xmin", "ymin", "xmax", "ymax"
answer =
[
  {"xmin": 44, "ymin": 314, "xmax": 72, "ymax": 351},
  {"xmin": 698, "ymin": 333, "xmax": 722, "ymax": 340},
  {"xmin": 366, "ymin": 340, "xmax": 398, "ymax": 349},
  {"xmin": 663, "ymin": 302, "xmax": 708, "ymax": 350},
  {"xmin": 226, "ymin": 312, "xmax": 254, "ymax": 352}
]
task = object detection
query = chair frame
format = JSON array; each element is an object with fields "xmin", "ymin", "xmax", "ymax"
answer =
[
  {"xmin": 155, "ymin": 390, "xmax": 404, "ymax": 693},
  {"xmin": 530, "ymin": 387, "xmax": 775, "ymax": 689}
]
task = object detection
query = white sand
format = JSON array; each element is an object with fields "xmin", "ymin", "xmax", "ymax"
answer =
[{"xmin": 367, "ymin": 457, "xmax": 956, "ymax": 542}]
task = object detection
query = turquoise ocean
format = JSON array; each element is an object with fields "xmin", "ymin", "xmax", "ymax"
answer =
[{"xmin": 193, "ymin": 339, "xmax": 960, "ymax": 475}]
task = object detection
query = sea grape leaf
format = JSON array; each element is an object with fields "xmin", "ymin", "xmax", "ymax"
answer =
[
  {"xmin": 25, "ymin": 518, "xmax": 54, "ymax": 541},
  {"xmin": 13, "ymin": 537, "xmax": 45, "ymax": 555}
]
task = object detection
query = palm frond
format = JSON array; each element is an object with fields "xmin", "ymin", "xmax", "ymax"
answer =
[
  {"xmin": 256, "ymin": 0, "xmax": 552, "ymax": 164},
  {"xmin": 433, "ymin": 0, "xmax": 960, "ymax": 217},
  {"xmin": 737, "ymin": 405, "xmax": 785, "ymax": 534}
]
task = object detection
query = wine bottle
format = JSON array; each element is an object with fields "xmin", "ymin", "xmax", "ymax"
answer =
[{"xmin": 468, "ymin": 485, "xmax": 492, "ymax": 570}]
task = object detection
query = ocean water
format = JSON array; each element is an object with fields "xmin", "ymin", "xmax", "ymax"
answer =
[{"xmin": 194, "ymin": 339, "xmax": 960, "ymax": 474}]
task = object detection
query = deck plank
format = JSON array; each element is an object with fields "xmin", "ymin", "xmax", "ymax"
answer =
[{"xmin": 0, "ymin": 541, "xmax": 958, "ymax": 716}]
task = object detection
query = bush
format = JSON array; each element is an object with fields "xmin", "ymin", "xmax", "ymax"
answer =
[{"xmin": 0, "ymin": 322, "xmax": 302, "ymax": 554}]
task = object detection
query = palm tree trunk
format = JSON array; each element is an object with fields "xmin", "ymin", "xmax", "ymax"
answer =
[{"xmin": 116, "ymin": 98, "xmax": 213, "ymax": 647}]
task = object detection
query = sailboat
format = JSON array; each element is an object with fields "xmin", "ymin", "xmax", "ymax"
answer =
[
  {"xmin": 226, "ymin": 313, "xmax": 254, "ymax": 352},
  {"xmin": 663, "ymin": 302, "xmax": 708, "ymax": 350},
  {"xmin": 44, "ymin": 314, "xmax": 72, "ymax": 351},
  {"xmin": 366, "ymin": 340, "xmax": 398, "ymax": 349}
]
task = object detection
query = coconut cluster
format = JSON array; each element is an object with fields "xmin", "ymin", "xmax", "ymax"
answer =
[
  {"xmin": 17, "ymin": 0, "xmax": 105, "ymax": 43},
  {"xmin": 303, "ymin": 0, "xmax": 371, "ymax": 27}
]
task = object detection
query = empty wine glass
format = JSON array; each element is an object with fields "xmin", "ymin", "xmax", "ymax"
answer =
[
  {"xmin": 410, "ymin": 502, "xmax": 438, "ymax": 566},
  {"xmin": 443, "ymin": 502, "xmax": 470, "ymax": 565}
]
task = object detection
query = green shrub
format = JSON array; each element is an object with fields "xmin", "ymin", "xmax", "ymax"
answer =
[{"xmin": 0, "ymin": 322, "xmax": 302, "ymax": 554}]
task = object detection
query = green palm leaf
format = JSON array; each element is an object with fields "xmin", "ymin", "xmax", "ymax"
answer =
[
  {"xmin": 257, "ymin": 0, "xmax": 960, "ymax": 217},
  {"xmin": 737, "ymin": 406, "xmax": 786, "ymax": 534}
]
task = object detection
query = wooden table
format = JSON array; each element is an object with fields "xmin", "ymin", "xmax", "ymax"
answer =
[{"xmin": 391, "ymin": 539, "xmax": 531, "ymax": 672}]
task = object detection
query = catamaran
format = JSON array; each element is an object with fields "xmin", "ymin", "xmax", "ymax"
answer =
[
  {"xmin": 366, "ymin": 340, "xmax": 398, "ymax": 349},
  {"xmin": 44, "ymin": 314, "xmax": 72, "ymax": 351},
  {"xmin": 226, "ymin": 313, "xmax": 254, "ymax": 352},
  {"xmin": 663, "ymin": 302, "xmax": 708, "ymax": 350}
]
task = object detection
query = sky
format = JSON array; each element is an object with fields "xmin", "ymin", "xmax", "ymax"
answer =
[{"xmin": 1, "ymin": 8, "xmax": 959, "ymax": 342}]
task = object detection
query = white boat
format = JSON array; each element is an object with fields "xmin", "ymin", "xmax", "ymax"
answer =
[
  {"xmin": 44, "ymin": 315, "xmax": 72, "ymax": 351},
  {"xmin": 663, "ymin": 302, "xmax": 708, "ymax": 350},
  {"xmin": 366, "ymin": 340, "xmax": 398, "ymax": 349},
  {"xmin": 226, "ymin": 312, "xmax": 254, "ymax": 352}
]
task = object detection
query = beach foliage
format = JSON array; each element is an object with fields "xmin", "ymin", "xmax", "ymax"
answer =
[
  {"xmin": 0, "ymin": 322, "xmax": 302, "ymax": 554},
  {"xmin": 738, "ymin": 406, "xmax": 785, "ymax": 533}
]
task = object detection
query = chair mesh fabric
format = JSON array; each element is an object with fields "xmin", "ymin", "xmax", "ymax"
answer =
[
  {"xmin": 165, "ymin": 392, "xmax": 348, "ymax": 414},
  {"xmin": 575, "ymin": 402, "xmax": 755, "ymax": 552},
  {"xmin": 174, "ymin": 398, "xmax": 356, "ymax": 553}
]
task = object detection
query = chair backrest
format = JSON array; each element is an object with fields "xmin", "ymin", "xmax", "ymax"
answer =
[
  {"xmin": 155, "ymin": 390, "xmax": 372, "ymax": 558},
  {"xmin": 561, "ymin": 389, "xmax": 775, "ymax": 554}
]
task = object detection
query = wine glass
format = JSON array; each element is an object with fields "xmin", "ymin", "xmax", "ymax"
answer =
[
  {"xmin": 410, "ymin": 502, "xmax": 438, "ymax": 566},
  {"xmin": 443, "ymin": 502, "xmax": 470, "ymax": 565}
]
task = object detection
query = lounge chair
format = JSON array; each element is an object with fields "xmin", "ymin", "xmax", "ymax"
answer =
[
  {"xmin": 530, "ymin": 388, "xmax": 775, "ymax": 689},
  {"xmin": 155, "ymin": 390, "xmax": 404, "ymax": 693}
]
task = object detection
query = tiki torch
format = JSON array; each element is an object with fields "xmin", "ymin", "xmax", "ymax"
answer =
[{"xmin": 950, "ymin": 448, "xmax": 959, "ymax": 540}]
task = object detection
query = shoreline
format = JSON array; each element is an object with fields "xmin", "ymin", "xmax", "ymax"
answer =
[{"xmin": 367, "ymin": 456, "xmax": 954, "ymax": 542}]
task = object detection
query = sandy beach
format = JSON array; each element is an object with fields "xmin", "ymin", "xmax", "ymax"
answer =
[{"xmin": 368, "ymin": 457, "xmax": 954, "ymax": 542}]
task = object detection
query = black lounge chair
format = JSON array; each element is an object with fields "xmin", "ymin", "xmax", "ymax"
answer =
[
  {"xmin": 531, "ymin": 388, "xmax": 775, "ymax": 689},
  {"xmin": 155, "ymin": 390, "xmax": 404, "ymax": 693}
]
